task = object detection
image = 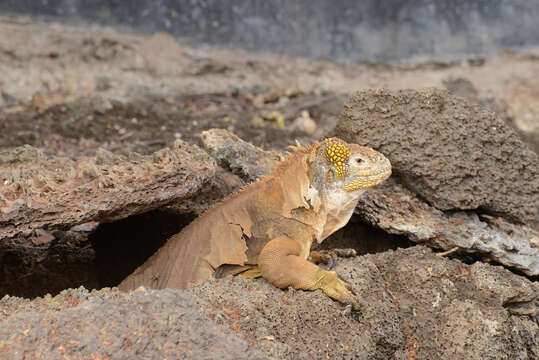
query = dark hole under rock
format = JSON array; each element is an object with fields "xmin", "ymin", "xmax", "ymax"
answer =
[
  {"xmin": 0, "ymin": 232, "xmax": 97, "ymax": 299},
  {"xmin": 0, "ymin": 209, "xmax": 194, "ymax": 298},
  {"xmin": 315, "ymin": 215, "xmax": 414, "ymax": 255},
  {"xmin": 89, "ymin": 209, "xmax": 195, "ymax": 289}
]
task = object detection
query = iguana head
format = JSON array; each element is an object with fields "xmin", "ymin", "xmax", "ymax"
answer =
[{"xmin": 316, "ymin": 137, "xmax": 391, "ymax": 192}]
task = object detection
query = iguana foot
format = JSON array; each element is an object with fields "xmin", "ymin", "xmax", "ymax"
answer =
[
  {"xmin": 258, "ymin": 236, "xmax": 361, "ymax": 311},
  {"xmin": 309, "ymin": 248, "xmax": 357, "ymax": 269},
  {"xmin": 311, "ymin": 269, "xmax": 360, "ymax": 310}
]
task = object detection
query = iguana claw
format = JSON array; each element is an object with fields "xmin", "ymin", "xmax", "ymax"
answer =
[{"xmin": 312, "ymin": 269, "xmax": 360, "ymax": 310}]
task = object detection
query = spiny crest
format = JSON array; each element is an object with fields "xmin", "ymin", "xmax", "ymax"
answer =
[
  {"xmin": 287, "ymin": 139, "xmax": 319, "ymax": 155},
  {"xmin": 322, "ymin": 138, "xmax": 350, "ymax": 179},
  {"xmin": 264, "ymin": 140, "xmax": 321, "ymax": 179}
]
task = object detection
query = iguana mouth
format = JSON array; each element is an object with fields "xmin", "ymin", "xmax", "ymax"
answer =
[{"xmin": 344, "ymin": 156, "xmax": 391, "ymax": 191}]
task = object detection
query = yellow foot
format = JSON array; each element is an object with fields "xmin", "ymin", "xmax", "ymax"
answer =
[{"xmin": 311, "ymin": 269, "xmax": 360, "ymax": 310}]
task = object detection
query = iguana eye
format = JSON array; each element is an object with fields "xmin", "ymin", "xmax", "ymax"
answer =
[{"xmin": 356, "ymin": 158, "xmax": 363, "ymax": 164}]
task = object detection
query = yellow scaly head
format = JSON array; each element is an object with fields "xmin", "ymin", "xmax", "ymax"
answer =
[
  {"xmin": 322, "ymin": 138, "xmax": 350, "ymax": 180},
  {"xmin": 318, "ymin": 137, "xmax": 392, "ymax": 192}
]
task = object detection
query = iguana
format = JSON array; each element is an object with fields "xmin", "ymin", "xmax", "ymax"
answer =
[{"xmin": 119, "ymin": 137, "xmax": 391, "ymax": 309}]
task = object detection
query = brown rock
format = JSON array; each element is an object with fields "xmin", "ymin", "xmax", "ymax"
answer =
[
  {"xmin": 190, "ymin": 246, "xmax": 537, "ymax": 359},
  {"xmin": 503, "ymin": 81, "xmax": 539, "ymax": 153},
  {"xmin": 138, "ymin": 32, "xmax": 191, "ymax": 76},
  {"xmin": 0, "ymin": 287, "xmax": 268, "ymax": 360},
  {"xmin": 168, "ymin": 166, "xmax": 244, "ymax": 215},
  {"xmin": 2, "ymin": 248, "xmax": 535, "ymax": 359},
  {"xmin": 334, "ymin": 88, "xmax": 538, "ymax": 228},
  {"xmin": 0, "ymin": 141, "xmax": 216, "ymax": 297},
  {"xmin": 0, "ymin": 141, "xmax": 215, "ymax": 240}
]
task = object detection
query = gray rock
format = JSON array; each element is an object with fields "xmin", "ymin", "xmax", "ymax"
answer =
[
  {"xmin": 356, "ymin": 179, "xmax": 539, "ymax": 276},
  {"xmin": 368, "ymin": 247, "xmax": 538, "ymax": 360},
  {"xmin": 189, "ymin": 246, "xmax": 538, "ymax": 360},
  {"xmin": 333, "ymin": 88, "xmax": 538, "ymax": 228},
  {"xmin": 0, "ymin": 287, "xmax": 269, "ymax": 360},
  {"xmin": 201, "ymin": 128, "xmax": 281, "ymax": 182}
]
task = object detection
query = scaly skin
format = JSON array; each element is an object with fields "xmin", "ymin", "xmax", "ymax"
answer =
[{"xmin": 119, "ymin": 137, "xmax": 391, "ymax": 310}]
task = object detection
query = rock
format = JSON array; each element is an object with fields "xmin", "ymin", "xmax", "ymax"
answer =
[
  {"xmin": 0, "ymin": 140, "xmax": 215, "ymax": 239},
  {"xmin": 0, "ymin": 141, "xmax": 216, "ymax": 297},
  {"xmin": 355, "ymin": 179, "xmax": 539, "ymax": 276},
  {"xmin": 138, "ymin": 32, "xmax": 191, "ymax": 76},
  {"xmin": 442, "ymin": 76, "xmax": 479, "ymax": 102},
  {"xmin": 370, "ymin": 247, "xmax": 538, "ymax": 360},
  {"xmin": 503, "ymin": 81, "xmax": 539, "ymax": 153},
  {"xmin": 504, "ymin": 82, "xmax": 539, "ymax": 135},
  {"xmin": 168, "ymin": 166, "xmax": 244, "ymax": 215},
  {"xmin": 2, "ymin": 248, "xmax": 535, "ymax": 359},
  {"xmin": 0, "ymin": 287, "xmax": 268, "ymax": 360},
  {"xmin": 201, "ymin": 128, "xmax": 281, "ymax": 182},
  {"xmin": 189, "ymin": 246, "xmax": 537, "ymax": 360},
  {"xmin": 166, "ymin": 128, "xmax": 285, "ymax": 215},
  {"xmin": 291, "ymin": 110, "xmax": 317, "ymax": 135},
  {"xmin": 334, "ymin": 88, "xmax": 538, "ymax": 228}
]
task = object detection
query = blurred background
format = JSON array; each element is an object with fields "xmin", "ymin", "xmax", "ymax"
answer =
[{"xmin": 1, "ymin": 0, "xmax": 539, "ymax": 62}]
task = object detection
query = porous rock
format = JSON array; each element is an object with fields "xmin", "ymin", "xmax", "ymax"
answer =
[
  {"xmin": 0, "ymin": 287, "xmax": 269, "ymax": 360},
  {"xmin": 334, "ymin": 88, "xmax": 538, "ymax": 228},
  {"xmin": 2, "ymin": 248, "xmax": 535, "ymax": 359},
  {"xmin": 0, "ymin": 141, "xmax": 216, "ymax": 297},
  {"xmin": 0, "ymin": 140, "xmax": 216, "ymax": 240},
  {"xmin": 190, "ymin": 246, "xmax": 537, "ymax": 360}
]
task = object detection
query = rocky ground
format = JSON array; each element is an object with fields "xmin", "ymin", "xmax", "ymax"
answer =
[{"xmin": 0, "ymin": 17, "xmax": 538, "ymax": 359}]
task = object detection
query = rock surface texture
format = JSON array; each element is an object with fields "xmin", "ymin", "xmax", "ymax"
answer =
[
  {"xmin": 201, "ymin": 128, "xmax": 281, "ymax": 182},
  {"xmin": 0, "ymin": 140, "xmax": 215, "ymax": 239},
  {"xmin": 1, "ymin": 247, "xmax": 536, "ymax": 359},
  {"xmin": 0, "ymin": 141, "xmax": 216, "ymax": 297},
  {"xmin": 354, "ymin": 179, "xmax": 539, "ymax": 276},
  {"xmin": 332, "ymin": 89, "xmax": 539, "ymax": 276},
  {"xmin": 0, "ymin": 288, "xmax": 268, "ymax": 360},
  {"xmin": 334, "ymin": 88, "xmax": 538, "ymax": 227}
]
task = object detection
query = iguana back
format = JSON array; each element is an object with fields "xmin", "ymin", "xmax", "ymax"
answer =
[{"xmin": 119, "ymin": 144, "xmax": 316, "ymax": 290}]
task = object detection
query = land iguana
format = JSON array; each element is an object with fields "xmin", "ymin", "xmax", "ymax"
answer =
[{"xmin": 119, "ymin": 137, "xmax": 391, "ymax": 309}]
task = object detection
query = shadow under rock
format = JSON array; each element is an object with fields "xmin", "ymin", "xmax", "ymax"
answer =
[{"xmin": 89, "ymin": 209, "xmax": 195, "ymax": 289}]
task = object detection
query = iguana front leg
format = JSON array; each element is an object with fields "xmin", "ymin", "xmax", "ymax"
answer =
[{"xmin": 258, "ymin": 236, "xmax": 360, "ymax": 310}]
